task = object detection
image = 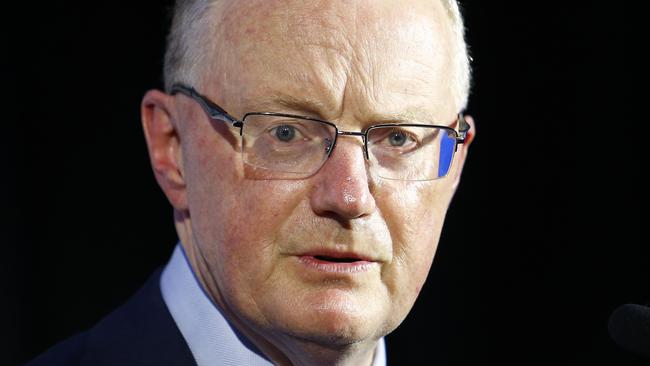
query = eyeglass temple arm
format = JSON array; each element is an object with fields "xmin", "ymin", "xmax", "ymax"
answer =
[
  {"xmin": 456, "ymin": 113, "xmax": 470, "ymax": 144},
  {"xmin": 170, "ymin": 84, "xmax": 243, "ymax": 127}
]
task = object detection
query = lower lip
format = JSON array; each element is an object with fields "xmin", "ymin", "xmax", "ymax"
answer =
[{"xmin": 298, "ymin": 256, "xmax": 377, "ymax": 274}]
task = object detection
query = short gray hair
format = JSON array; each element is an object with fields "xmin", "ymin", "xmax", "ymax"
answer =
[{"xmin": 163, "ymin": 0, "xmax": 471, "ymax": 109}]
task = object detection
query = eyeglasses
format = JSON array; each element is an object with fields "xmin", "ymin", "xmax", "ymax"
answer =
[{"xmin": 171, "ymin": 83, "xmax": 470, "ymax": 181}]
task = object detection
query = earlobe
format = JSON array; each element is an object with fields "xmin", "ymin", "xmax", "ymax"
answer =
[{"xmin": 141, "ymin": 89, "xmax": 188, "ymax": 210}]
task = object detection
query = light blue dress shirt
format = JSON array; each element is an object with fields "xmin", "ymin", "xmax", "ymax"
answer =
[{"xmin": 160, "ymin": 244, "xmax": 387, "ymax": 366}]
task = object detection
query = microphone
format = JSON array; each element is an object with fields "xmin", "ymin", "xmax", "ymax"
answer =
[{"xmin": 608, "ymin": 303, "xmax": 650, "ymax": 358}]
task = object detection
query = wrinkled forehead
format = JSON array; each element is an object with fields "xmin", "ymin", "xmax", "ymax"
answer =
[
  {"xmin": 217, "ymin": 0, "xmax": 450, "ymax": 46},
  {"xmin": 204, "ymin": 0, "xmax": 456, "ymax": 121}
]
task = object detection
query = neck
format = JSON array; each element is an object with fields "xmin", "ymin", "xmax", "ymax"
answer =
[{"xmin": 174, "ymin": 210, "xmax": 380, "ymax": 366}]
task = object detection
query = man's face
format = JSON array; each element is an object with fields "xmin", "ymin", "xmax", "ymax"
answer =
[{"xmin": 174, "ymin": 0, "xmax": 465, "ymax": 348}]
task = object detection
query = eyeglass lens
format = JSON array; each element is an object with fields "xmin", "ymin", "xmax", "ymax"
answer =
[{"xmin": 240, "ymin": 115, "xmax": 457, "ymax": 181}]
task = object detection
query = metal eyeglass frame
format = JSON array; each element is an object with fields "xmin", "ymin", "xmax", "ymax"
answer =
[{"xmin": 170, "ymin": 83, "xmax": 470, "ymax": 165}]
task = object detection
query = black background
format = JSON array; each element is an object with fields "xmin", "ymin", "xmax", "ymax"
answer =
[{"xmin": 1, "ymin": 1, "xmax": 645, "ymax": 365}]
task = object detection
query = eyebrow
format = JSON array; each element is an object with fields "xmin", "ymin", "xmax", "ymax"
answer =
[
  {"xmin": 254, "ymin": 93, "xmax": 332, "ymax": 118},
  {"xmin": 253, "ymin": 93, "xmax": 450, "ymax": 126},
  {"xmin": 380, "ymin": 108, "xmax": 439, "ymax": 124},
  {"xmin": 366, "ymin": 107, "xmax": 457, "ymax": 129}
]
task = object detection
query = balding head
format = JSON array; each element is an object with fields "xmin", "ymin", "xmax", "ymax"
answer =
[{"xmin": 163, "ymin": 0, "xmax": 471, "ymax": 110}]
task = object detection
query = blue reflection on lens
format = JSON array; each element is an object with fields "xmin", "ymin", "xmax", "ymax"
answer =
[{"xmin": 438, "ymin": 132, "xmax": 455, "ymax": 177}]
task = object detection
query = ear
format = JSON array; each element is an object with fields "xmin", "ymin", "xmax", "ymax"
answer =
[
  {"xmin": 451, "ymin": 114, "xmax": 476, "ymax": 190},
  {"xmin": 141, "ymin": 89, "xmax": 188, "ymax": 211}
]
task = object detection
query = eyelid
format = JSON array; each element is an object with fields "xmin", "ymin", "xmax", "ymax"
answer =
[
  {"xmin": 265, "ymin": 122, "xmax": 314, "ymax": 141},
  {"xmin": 390, "ymin": 126, "xmax": 421, "ymax": 138},
  {"xmin": 370, "ymin": 127, "xmax": 419, "ymax": 144},
  {"xmin": 393, "ymin": 129, "xmax": 420, "ymax": 145},
  {"xmin": 268, "ymin": 119, "xmax": 315, "ymax": 131},
  {"xmin": 265, "ymin": 118, "xmax": 309, "ymax": 126},
  {"xmin": 267, "ymin": 123, "xmax": 302, "ymax": 133}
]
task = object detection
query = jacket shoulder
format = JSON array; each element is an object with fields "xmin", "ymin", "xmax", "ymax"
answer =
[
  {"xmin": 26, "ymin": 331, "xmax": 89, "ymax": 366},
  {"xmin": 26, "ymin": 268, "xmax": 196, "ymax": 366}
]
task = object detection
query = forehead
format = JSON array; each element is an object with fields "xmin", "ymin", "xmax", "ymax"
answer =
[{"xmin": 206, "ymin": 0, "xmax": 456, "ymax": 123}]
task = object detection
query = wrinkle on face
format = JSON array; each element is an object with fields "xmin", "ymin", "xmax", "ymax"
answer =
[
  {"xmin": 177, "ymin": 0, "xmax": 464, "ymax": 360},
  {"xmin": 211, "ymin": 0, "xmax": 455, "ymax": 120},
  {"xmin": 202, "ymin": 0, "xmax": 457, "ymax": 119}
]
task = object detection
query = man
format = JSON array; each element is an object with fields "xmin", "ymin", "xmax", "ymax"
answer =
[{"xmin": 29, "ymin": 0, "xmax": 474, "ymax": 364}]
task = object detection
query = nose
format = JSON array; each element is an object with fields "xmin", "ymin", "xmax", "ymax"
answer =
[{"xmin": 309, "ymin": 138, "xmax": 377, "ymax": 220}]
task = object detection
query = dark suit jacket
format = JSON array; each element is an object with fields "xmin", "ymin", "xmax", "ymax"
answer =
[{"xmin": 27, "ymin": 269, "xmax": 197, "ymax": 365}]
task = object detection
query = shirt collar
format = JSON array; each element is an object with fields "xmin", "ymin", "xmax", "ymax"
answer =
[{"xmin": 160, "ymin": 243, "xmax": 386, "ymax": 366}]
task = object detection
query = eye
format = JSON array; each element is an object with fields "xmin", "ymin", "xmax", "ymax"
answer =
[
  {"xmin": 388, "ymin": 131, "xmax": 409, "ymax": 146},
  {"xmin": 383, "ymin": 130, "xmax": 418, "ymax": 148},
  {"xmin": 271, "ymin": 124, "xmax": 297, "ymax": 142},
  {"xmin": 368, "ymin": 127, "xmax": 421, "ymax": 152}
]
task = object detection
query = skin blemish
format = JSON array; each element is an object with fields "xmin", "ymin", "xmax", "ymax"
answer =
[
  {"xmin": 343, "ymin": 191, "xmax": 357, "ymax": 204},
  {"xmin": 343, "ymin": 177, "xmax": 357, "ymax": 204}
]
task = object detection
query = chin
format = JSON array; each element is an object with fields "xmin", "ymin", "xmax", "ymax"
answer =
[
  {"xmin": 290, "ymin": 320, "xmax": 377, "ymax": 348},
  {"xmin": 276, "ymin": 297, "xmax": 389, "ymax": 347}
]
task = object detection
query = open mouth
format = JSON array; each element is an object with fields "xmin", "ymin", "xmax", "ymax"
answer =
[
  {"xmin": 298, "ymin": 254, "xmax": 376, "ymax": 273},
  {"xmin": 313, "ymin": 255, "xmax": 361, "ymax": 263}
]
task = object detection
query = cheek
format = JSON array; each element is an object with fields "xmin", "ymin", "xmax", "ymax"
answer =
[
  {"xmin": 190, "ymin": 167, "xmax": 309, "ymax": 291},
  {"xmin": 377, "ymin": 181, "xmax": 452, "ymax": 306},
  {"xmin": 213, "ymin": 182, "xmax": 313, "ymax": 325},
  {"xmin": 380, "ymin": 180, "xmax": 450, "ymax": 255}
]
